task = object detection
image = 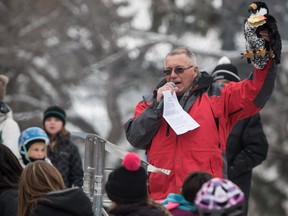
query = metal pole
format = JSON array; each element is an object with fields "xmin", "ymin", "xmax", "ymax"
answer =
[
  {"xmin": 83, "ymin": 136, "xmax": 95, "ymax": 200},
  {"xmin": 71, "ymin": 131, "xmax": 170, "ymax": 216},
  {"xmin": 92, "ymin": 136, "xmax": 106, "ymax": 216}
]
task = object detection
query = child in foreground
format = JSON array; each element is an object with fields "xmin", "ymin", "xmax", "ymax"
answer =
[
  {"xmin": 195, "ymin": 177, "xmax": 245, "ymax": 216},
  {"xmin": 18, "ymin": 160, "xmax": 93, "ymax": 216},
  {"xmin": 105, "ymin": 152, "xmax": 172, "ymax": 216},
  {"xmin": 161, "ymin": 171, "xmax": 213, "ymax": 216}
]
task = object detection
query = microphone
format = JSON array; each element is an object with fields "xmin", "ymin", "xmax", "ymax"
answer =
[
  {"xmin": 157, "ymin": 82, "xmax": 176, "ymax": 110},
  {"xmin": 168, "ymin": 82, "xmax": 176, "ymax": 87}
]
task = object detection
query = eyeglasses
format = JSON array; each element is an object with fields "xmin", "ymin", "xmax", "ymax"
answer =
[{"xmin": 163, "ymin": 66, "xmax": 194, "ymax": 76}]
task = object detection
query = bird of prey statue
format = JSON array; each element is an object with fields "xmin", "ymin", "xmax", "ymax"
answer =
[{"xmin": 241, "ymin": 1, "xmax": 282, "ymax": 68}]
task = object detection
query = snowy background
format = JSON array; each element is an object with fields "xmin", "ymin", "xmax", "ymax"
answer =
[{"xmin": 1, "ymin": 0, "xmax": 288, "ymax": 215}]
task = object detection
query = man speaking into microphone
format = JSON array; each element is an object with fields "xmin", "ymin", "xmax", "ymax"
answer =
[{"xmin": 124, "ymin": 46, "xmax": 278, "ymax": 200}]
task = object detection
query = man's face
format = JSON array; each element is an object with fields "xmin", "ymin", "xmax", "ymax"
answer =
[{"xmin": 164, "ymin": 54, "xmax": 198, "ymax": 96}]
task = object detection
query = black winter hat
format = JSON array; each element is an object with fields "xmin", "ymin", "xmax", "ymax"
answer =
[
  {"xmin": 105, "ymin": 152, "xmax": 148, "ymax": 204},
  {"xmin": 43, "ymin": 105, "xmax": 66, "ymax": 125},
  {"xmin": 212, "ymin": 57, "xmax": 240, "ymax": 82}
]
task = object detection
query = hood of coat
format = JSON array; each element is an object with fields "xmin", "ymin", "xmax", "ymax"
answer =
[{"xmin": 33, "ymin": 188, "xmax": 93, "ymax": 216}]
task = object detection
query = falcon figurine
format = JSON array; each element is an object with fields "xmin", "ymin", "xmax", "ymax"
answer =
[{"xmin": 241, "ymin": 1, "xmax": 282, "ymax": 68}]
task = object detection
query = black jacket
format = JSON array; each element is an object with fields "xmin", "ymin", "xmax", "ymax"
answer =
[
  {"xmin": 0, "ymin": 189, "xmax": 18, "ymax": 216},
  {"xmin": 47, "ymin": 133, "xmax": 83, "ymax": 188},
  {"xmin": 227, "ymin": 113, "xmax": 268, "ymax": 206},
  {"xmin": 31, "ymin": 188, "xmax": 93, "ymax": 216}
]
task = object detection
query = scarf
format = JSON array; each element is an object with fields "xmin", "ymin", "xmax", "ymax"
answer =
[
  {"xmin": 160, "ymin": 193, "xmax": 197, "ymax": 211},
  {"xmin": 179, "ymin": 72, "xmax": 202, "ymax": 108}
]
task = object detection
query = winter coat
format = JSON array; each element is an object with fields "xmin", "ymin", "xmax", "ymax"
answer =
[
  {"xmin": 0, "ymin": 107, "xmax": 21, "ymax": 160},
  {"xmin": 227, "ymin": 113, "xmax": 268, "ymax": 215},
  {"xmin": 108, "ymin": 200, "xmax": 172, "ymax": 216},
  {"xmin": 47, "ymin": 133, "xmax": 83, "ymax": 188},
  {"xmin": 31, "ymin": 188, "xmax": 93, "ymax": 216},
  {"xmin": 125, "ymin": 59, "xmax": 277, "ymax": 200},
  {"xmin": 0, "ymin": 189, "xmax": 18, "ymax": 216},
  {"xmin": 161, "ymin": 194, "xmax": 197, "ymax": 216}
]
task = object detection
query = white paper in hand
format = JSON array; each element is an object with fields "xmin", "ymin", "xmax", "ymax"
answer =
[{"xmin": 162, "ymin": 90, "xmax": 200, "ymax": 135}]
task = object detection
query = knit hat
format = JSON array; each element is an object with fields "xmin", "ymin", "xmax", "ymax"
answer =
[
  {"xmin": 0, "ymin": 75, "xmax": 9, "ymax": 101},
  {"xmin": 43, "ymin": 105, "xmax": 66, "ymax": 125},
  {"xmin": 212, "ymin": 57, "xmax": 240, "ymax": 82},
  {"xmin": 105, "ymin": 152, "xmax": 148, "ymax": 204}
]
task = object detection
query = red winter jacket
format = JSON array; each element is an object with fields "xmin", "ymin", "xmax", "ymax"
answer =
[{"xmin": 125, "ymin": 59, "xmax": 276, "ymax": 200}]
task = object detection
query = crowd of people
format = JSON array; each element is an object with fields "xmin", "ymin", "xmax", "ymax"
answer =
[
  {"xmin": 0, "ymin": 22, "xmax": 280, "ymax": 216},
  {"xmin": 0, "ymin": 74, "xmax": 85, "ymax": 215}
]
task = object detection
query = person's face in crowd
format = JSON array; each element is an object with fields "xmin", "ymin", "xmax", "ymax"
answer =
[
  {"xmin": 164, "ymin": 54, "xmax": 198, "ymax": 96},
  {"xmin": 27, "ymin": 142, "xmax": 46, "ymax": 159},
  {"xmin": 44, "ymin": 117, "xmax": 63, "ymax": 136},
  {"xmin": 215, "ymin": 79, "xmax": 231, "ymax": 84}
]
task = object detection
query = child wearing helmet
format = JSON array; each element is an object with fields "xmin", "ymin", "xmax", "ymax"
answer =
[
  {"xmin": 194, "ymin": 178, "xmax": 245, "ymax": 216},
  {"xmin": 18, "ymin": 127, "xmax": 50, "ymax": 166}
]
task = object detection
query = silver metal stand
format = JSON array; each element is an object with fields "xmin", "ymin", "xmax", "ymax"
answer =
[
  {"xmin": 71, "ymin": 132, "xmax": 170, "ymax": 216},
  {"xmin": 93, "ymin": 137, "xmax": 105, "ymax": 216},
  {"xmin": 72, "ymin": 132, "xmax": 108, "ymax": 216}
]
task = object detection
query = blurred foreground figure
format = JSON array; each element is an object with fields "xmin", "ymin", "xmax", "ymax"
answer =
[
  {"xmin": 18, "ymin": 160, "xmax": 93, "ymax": 216},
  {"xmin": 105, "ymin": 152, "xmax": 172, "ymax": 216},
  {"xmin": 161, "ymin": 171, "xmax": 213, "ymax": 216},
  {"xmin": 195, "ymin": 178, "xmax": 245, "ymax": 216},
  {"xmin": 0, "ymin": 144, "xmax": 23, "ymax": 216}
]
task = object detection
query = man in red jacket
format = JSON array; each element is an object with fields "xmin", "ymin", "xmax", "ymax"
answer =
[{"xmin": 125, "ymin": 34, "xmax": 279, "ymax": 200}]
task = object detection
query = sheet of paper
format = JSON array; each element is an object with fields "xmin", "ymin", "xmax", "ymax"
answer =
[{"xmin": 162, "ymin": 90, "xmax": 200, "ymax": 135}]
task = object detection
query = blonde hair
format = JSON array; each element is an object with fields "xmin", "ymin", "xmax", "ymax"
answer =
[{"xmin": 18, "ymin": 160, "xmax": 65, "ymax": 216}]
